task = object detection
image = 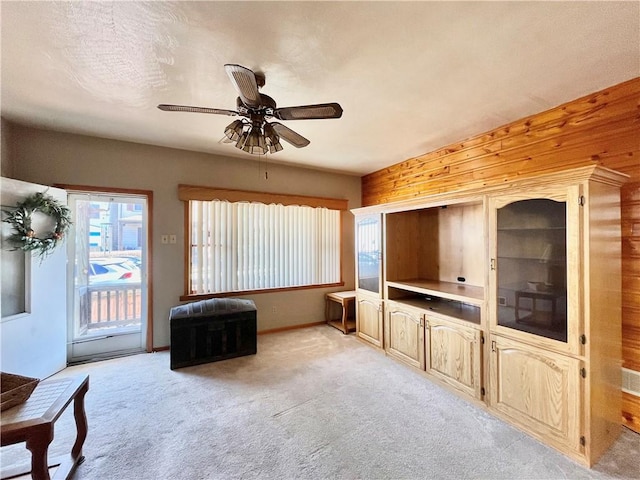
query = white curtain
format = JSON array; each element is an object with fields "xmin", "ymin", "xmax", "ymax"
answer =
[{"xmin": 190, "ymin": 200, "xmax": 340, "ymax": 294}]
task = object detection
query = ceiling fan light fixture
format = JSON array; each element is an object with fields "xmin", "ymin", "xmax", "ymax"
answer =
[
  {"xmin": 263, "ymin": 123, "xmax": 283, "ymax": 153},
  {"xmin": 159, "ymin": 64, "xmax": 342, "ymax": 155},
  {"xmin": 242, "ymin": 126, "xmax": 267, "ymax": 155},
  {"xmin": 235, "ymin": 130, "xmax": 249, "ymax": 150},
  {"xmin": 224, "ymin": 119, "xmax": 245, "ymax": 141},
  {"xmin": 268, "ymin": 139, "xmax": 283, "ymax": 154}
]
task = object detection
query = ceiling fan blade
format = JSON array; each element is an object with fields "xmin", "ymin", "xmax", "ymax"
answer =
[
  {"xmin": 224, "ymin": 64, "xmax": 262, "ymax": 108},
  {"xmin": 273, "ymin": 103, "xmax": 343, "ymax": 121},
  {"xmin": 270, "ymin": 122, "xmax": 310, "ymax": 148},
  {"xmin": 157, "ymin": 104, "xmax": 238, "ymax": 116}
]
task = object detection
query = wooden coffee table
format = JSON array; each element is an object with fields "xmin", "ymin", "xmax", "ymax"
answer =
[{"xmin": 1, "ymin": 375, "xmax": 89, "ymax": 480}]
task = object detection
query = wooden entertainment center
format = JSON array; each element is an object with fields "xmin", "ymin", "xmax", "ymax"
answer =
[{"xmin": 353, "ymin": 165, "xmax": 627, "ymax": 467}]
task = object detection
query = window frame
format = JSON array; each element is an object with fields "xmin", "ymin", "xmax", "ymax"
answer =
[{"xmin": 179, "ymin": 185, "xmax": 347, "ymax": 300}]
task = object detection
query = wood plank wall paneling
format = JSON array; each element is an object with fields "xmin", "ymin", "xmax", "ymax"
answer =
[
  {"xmin": 361, "ymin": 77, "xmax": 640, "ymax": 432},
  {"xmin": 623, "ymin": 392, "xmax": 640, "ymax": 432}
]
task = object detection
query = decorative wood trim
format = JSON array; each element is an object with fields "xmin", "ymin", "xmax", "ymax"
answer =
[
  {"xmin": 55, "ymin": 184, "xmax": 153, "ymax": 197},
  {"xmin": 340, "ymin": 210, "xmax": 346, "ymax": 286},
  {"xmin": 54, "ymin": 183, "xmax": 155, "ymax": 351},
  {"xmin": 183, "ymin": 201, "xmax": 190, "ymax": 302},
  {"xmin": 179, "ymin": 282, "xmax": 345, "ymax": 302},
  {"xmin": 146, "ymin": 191, "xmax": 154, "ymax": 352},
  {"xmin": 178, "ymin": 184, "xmax": 349, "ymax": 210}
]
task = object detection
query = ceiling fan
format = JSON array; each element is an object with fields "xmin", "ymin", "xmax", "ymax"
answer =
[{"xmin": 158, "ymin": 64, "xmax": 343, "ymax": 155}]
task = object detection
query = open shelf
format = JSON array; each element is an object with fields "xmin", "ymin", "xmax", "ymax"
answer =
[
  {"xmin": 498, "ymin": 256, "xmax": 566, "ymax": 263},
  {"xmin": 387, "ymin": 279, "xmax": 484, "ymax": 305},
  {"xmin": 387, "ymin": 287, "xmax": 481, "ymax": 325},
  {"xmin": 498, "ymin": 227, "xmax": 565, "ymax": 232}
]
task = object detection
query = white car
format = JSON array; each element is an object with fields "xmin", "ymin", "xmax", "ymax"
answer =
[{"xmin": 89, "ymin": 258, "xmax": 141, "ymax": 285}]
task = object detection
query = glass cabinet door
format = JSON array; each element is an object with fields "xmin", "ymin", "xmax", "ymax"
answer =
[
  {"xmin": 495, "ymin": 198, "xmax": 568, "ymax": 343},
  {"xmin": 356, "ymin": 214, "xmax": 382, "ymax": 295}
]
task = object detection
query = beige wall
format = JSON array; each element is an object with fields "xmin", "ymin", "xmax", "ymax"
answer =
[
  {"xmin": 4, "ymin": 122, "xmax": 360, "ymax": 348},
  {"xmin": 1, "ymin": 118, "xmax": 14, "ymax": 178}
]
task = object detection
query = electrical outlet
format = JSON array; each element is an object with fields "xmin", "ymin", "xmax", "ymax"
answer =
[
  {"xmin": 169, "ymin": 234, "xmax": 177, "ymax": 244},
  {"xmin": 161, "ymin": 235, "xmax": 169, "ymax": 244}
]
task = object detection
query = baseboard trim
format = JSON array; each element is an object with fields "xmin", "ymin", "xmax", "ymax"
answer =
[
  {"xmin": 68, "ymin": 348, "xmax": 145, "ymax": 365},
  {"xmin": 258, "ymin": 321, "xmax": 326, "ymax": 335},
  {"xmin": 153, "ymin": 322, "xmax": 326, "ymax": 352}
]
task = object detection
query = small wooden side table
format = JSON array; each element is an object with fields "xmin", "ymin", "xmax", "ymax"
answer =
[
  {"xmin": 325, "ymin": 290, "xmax": 356, "ymax": 334},
  {"xmin": 515, "ymin": 289, "xmax": 562, "ymax": 329},
  {"xmin": 1, "ymin": 375, "xmax": 89, "ymax": 480}
]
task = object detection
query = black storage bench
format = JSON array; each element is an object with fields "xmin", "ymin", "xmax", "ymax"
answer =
[{"xmin": 169, "ymin": 298, "xmax": 257, "ymax": 370}]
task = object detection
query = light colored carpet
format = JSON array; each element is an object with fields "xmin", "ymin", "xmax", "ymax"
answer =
[{"xmin": 1, "ymin": 325, "xmax": 639, "ymax": 479}]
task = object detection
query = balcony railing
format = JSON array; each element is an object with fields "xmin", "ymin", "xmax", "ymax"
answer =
[{"xmin": 78, "ymin": 283, "xmax": 142, "ymax": 333}]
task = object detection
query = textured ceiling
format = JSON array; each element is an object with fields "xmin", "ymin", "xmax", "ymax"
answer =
[{"xmin": 1, "ymin": 1, "xmax": 638, "ymax": 176}]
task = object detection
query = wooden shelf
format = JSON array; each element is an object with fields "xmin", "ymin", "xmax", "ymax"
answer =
[
  {"xmin": 498, "ymin": 256, "xmax": 566, "ymax": 263},
  {"xmin": 328, "ymin": 319, "xmax": 356, "ymax": 334},
  {"xmin": 392, "ymin": 296, "xmax": 481, "ymax": 325},
  {"xmin": 498, "ymin": 226, "xmax": 565, "ymax": 231},
  {"xmin": 387, "ymin": 279, "xmax": 484, "ymax": 305}
]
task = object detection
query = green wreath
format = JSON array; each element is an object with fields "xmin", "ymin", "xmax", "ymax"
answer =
[{"xmin": 2, "ymin": 191, "xmax": 72, "ymax": 258}]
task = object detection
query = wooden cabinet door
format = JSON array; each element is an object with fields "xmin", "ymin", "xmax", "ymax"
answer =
[
  {"xmin": 356, "ymin": 295, "xmax": 383, "ymax": 348},
  {"xmin": 355, "ymin": 213, "xmax": 382, "ymax": 296},
  {"xmin": 385, "ymin": 303, "xmax": 425, "ymax": 370},
  {"xmin": 489, "ymin": 334, "xmax": 582, "ymax": 453},
  {"xmin": 426, "ymin": 317, "xmax": 482, "ymax": 399},
  {"xmin": 488, "ymin": 187, "xmax": 582, "ymax": 356}
]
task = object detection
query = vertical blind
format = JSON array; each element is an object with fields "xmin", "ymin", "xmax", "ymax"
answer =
[{"xmin": 190, "ymin": 200, "xmax": 341, "ymax": 294}]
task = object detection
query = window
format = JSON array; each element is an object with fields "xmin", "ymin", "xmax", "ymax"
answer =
[{"xmin": 180, "ymin": 186, "xmax": 347, "ymax": 297}]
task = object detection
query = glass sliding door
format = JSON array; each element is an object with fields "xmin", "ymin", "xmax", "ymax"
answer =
[{"xmin": 67, "ymin": 192, "xmax": 148, "ymax": 362}]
